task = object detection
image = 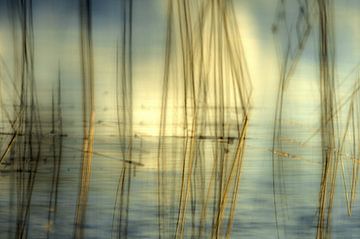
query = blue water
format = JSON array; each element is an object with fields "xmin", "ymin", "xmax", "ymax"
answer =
[{"xmin": 0, "ymin": 113, "xmax": 359, "ymax": 239}]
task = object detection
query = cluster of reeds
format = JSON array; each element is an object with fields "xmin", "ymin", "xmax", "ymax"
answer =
[
  {"xmin": 156, "ymin": 0, "xmax": 252, "ymax": 238},
  {"xmin": 0, "ymin": 1, "xmax": 65, "ymax": 238},
  {"xmin": 0, "ymin": 0, "xmax": 137, "ymax": 238},
  {"xmin": 5, "ymin": 1, "xmax": 43, "ymax": 238},
  {"xmin": 271, "ymin": 0, "xmax": 360, "ymax": 238}
]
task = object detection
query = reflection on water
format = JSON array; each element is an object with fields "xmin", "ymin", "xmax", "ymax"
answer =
[
  {"xmin": 0, "ymin": 0, "xmax": 360, "ymax": 238},
  {"xmin": 0, "ymin": 128, "xmax": 359, "ymax": 238}
]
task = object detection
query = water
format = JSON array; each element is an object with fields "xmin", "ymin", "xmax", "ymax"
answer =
[
  {"xmin": 1, "ymin": 0, "xmax": 360, "ymax": 238},
  {"xmin": 0, "ymin": 111, "xmax": 359, "ymax": 238}
]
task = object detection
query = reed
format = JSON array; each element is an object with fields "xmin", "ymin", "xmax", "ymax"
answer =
[
  {"xmin": 74, "ymin": 0, "xmax": 96, "ymax": 238},
  {"xmin": 112, "ymin": 1, "xmax": 135, "ymax": 238}
]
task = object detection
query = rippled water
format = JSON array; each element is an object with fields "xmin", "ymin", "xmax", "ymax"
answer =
[{"xmin": 0, "ymin": 110, "xmax": 359, "ymax": 239}]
